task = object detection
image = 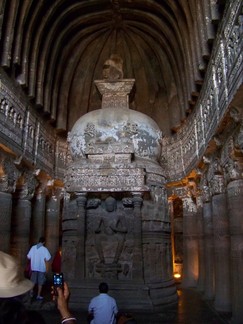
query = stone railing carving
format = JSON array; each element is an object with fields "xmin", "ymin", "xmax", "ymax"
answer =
[
  {"xmin": 162, "ymin": 0, "xmax": 243, "ymax": 183},
  {"xmin": 0, "ymin": 73, "xmax": 66, "ymax": 179}
]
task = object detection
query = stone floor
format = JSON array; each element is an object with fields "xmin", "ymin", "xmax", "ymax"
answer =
[{"xmin": 25, "ymin": 286, "xmax": 232, "ymax": 324}]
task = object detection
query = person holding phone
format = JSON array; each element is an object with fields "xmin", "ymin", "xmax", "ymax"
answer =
[{"xmin": 52, "ymin": 272, "xmax": 77, "ymax": 324}]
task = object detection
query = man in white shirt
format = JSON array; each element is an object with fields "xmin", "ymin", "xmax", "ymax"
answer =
[
  {"xmin": 27, "ymin": 236, "xmax": 51, "ymax": 300},
  {"xmin": 88, "ymin": 282, "xmax": 118, "ymax": 324}
]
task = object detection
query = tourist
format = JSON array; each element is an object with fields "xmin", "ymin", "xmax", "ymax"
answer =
[
  {"xmin": 27, "ymin": 237, "xmax": 51, "ymax": 300},
  {"xmin": 0, "ymin": 250, "xmax": 77, "ymax": 324},
  {"xmin": 88, "ymin": 282, "xmax": 118, "ymax": 324}
]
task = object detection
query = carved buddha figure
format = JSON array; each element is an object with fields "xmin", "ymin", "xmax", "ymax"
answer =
[{"xmin": 94, "ymin": 196, "xmax": 127, "ymax": 265}]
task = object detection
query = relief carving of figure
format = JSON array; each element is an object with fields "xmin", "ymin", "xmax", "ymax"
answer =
[{"xmin": 94, "ymin": 196, "xmax": 127, "ymax": 265}]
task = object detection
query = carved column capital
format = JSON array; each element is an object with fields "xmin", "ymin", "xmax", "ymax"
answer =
[
  {"xmin": 182, "ymin": 195, "xmax": 197, "ymax": 214},
  {"xmin": 225, "ymin": 157, "xmax": 243, "ymax": 182},
  {"xmin": 15, "ymin": 169, "xmax": 37, "ymax": 200},
  {"xmin": 207, "ymin": 156, "xmax": 226, "ymax": 195},
  {"xmin": 46, "ymin": 180, "xmax": 64, "ymax": 201},
  {"xmin": 201, "ymin": 178, "xmax": 212, "ymax": 203},
  {"xmin": 33, "ymin": 174, "xmax": 49, "ymax": 201},
  {"xmin": 173, "ymin": 185, "xmax": 197, "ymax": 213},
  {"xmin": 233, "ymin": 122, "xmax": 243, "ymax": 156},
  {"xmin": 211, "ymin": 174, "xmax": 226, "ymax": 195},
  {"xmin": 0, "ymin": 155, "xmax": 20, "ymax": 193}
]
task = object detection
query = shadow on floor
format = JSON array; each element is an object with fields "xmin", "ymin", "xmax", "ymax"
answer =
[{"xmin": 25, "ymin": 286, "xmax": 231, "ymax": 324}]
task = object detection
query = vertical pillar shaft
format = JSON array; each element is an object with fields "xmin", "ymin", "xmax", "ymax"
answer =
[
  {"xmin": 0, "ymin": 191, "xmax": 12, "ymax": 253},
  {"xmin": 46, "ymin": 192, "xmax": 61, "ymax": 258},
  {"xmin": 212, "ymin": 191, "xmax": 231, "ymax": 312},
  {"xmin": 76, "ymin": 193, "xmax": 87, "ymax": 279},
  {"xmin": 203, "ymin": 201, "xmax": 215, "ymax": 300},
  {"xmin": 31, "ymin": 190, "xmax": 46, "ymax": 244},
  {"xmin": 62, "ymin": 196, "xmax": 78, "ymax": 280},
  {"xmin": 227, "ymin": 179, "xmax": 243, "ymax": 322},
  {"xmin": 181, "ymin": 196, "xmax": 198, "ymax": 287},
  {"xmin": 132, "ymin": 193, "xmax": 143, "ymax": 280},
  {"xmin": 196, "ymin": 198, "xmax": 205, "ymax": 292},
  {"xmin": 11, "ymin": 198, "xmax": 32, "ymax": 267}
]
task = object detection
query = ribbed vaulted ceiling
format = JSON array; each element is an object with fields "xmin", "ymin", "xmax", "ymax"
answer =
[{"xmin": 0, "ymin": 0, "xmax": 224, "ymax": 136}]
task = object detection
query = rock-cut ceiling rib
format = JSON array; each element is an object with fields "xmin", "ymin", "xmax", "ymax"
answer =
[{"xmin": 0, "ymin": 0, "xmax": 224, "ymax": 136}]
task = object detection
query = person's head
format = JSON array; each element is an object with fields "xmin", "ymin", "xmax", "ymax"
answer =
[
  {"xmin": 99, "ymin": 282, "xmax": 109, "ymax": 294},
  {"xmin": 39, "ymin": 237, "xmax": 45, "ymax": 244},
  {"xmin": 0, "ymin": 251, "xmax": 33, "ymax": 298}
]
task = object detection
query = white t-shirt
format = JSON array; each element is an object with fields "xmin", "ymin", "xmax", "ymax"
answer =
[
  {"xmin": 27, "ymin": 244, "xmax": 51, "ymax": 272},
  {"xmin": 88, "ymin": 293, "xmax": 118, "ymax": 324}
]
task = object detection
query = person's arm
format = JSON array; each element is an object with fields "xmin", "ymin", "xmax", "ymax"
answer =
[
  {"xmin": 87, "ymin": 300, "xmax": 94, "ymax": 323},
  {"xmin": 44, "ymin": 259, "xmax": 51, "ymax": 273},
  {"xmin": 114, "ymin": 301, "xmax": 119, "ymax": 320},
  {"xmin": 52, "ymin": 282, "xmax": 77, "ymax": 324}
]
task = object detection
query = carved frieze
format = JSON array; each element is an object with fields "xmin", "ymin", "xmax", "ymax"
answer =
[
  {"xmin": 86, "ymin": 142, "xmax": 134, "ymax": 155},
  {"xmin": 65, "ymin": 166, "xmax": 148, "ymax": 192}
]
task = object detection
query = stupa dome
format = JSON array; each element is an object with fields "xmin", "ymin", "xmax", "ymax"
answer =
[
  {"xmin": 68, "ymin": 105, "xmax": 162, "ymax": 163},
  {"xmin": 65, "ymin": 56, "xmax": 165, "ymax": 192}
]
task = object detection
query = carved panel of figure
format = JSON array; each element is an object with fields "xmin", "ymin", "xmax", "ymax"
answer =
[{"xmin": 86, "ymin": 196, "xmax": 132, "ymax": 279}]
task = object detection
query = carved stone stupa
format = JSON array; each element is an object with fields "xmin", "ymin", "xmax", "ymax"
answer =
[{"xmin": 64, "ymin": 55, "xmax": 178, "ymax": 311}]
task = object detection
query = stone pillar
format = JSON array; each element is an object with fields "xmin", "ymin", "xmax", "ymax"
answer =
[
  {"xmin": 11, "ymin": 170, "xmax": 37, "ymax": 266},
  {"xmin": 0, "ymin": 192, "xmax": 12, "ymax": 252},
  {"xmin": 31, "ymin": 173, "xmax": 47, "ymax": 244},
  {"xmin": 132, "ymin": 192, "xmax": 143, "ymax": 280},
  {"xmin": 225, "ymin": 158, "xmax": 243, "ymax": 323},
  {"xmin": 62, "ymin": 194, "xmax": 78, "ymax": 280},
  {"xmin": 0, "ymin": 155, "xmax": 19, "ymax": 253},
  {"xmin": 75, "ymin": 193, "xmax": 87, "ymax": 279},
  {"xmin": 196, "ymin": 194, "xmax": 205, "ymax": 292},
  {"xmin": 201, "ymin": 178, "xmax": 215, "ymax": 300},
  {"xmin": 45, "ymin": 182, "xmax": 63, "ymax": 258},
  {"xmin": 211, "ymin": 172, "xmax": 231, "ymax": 312},
  {"xmin": 168, "ymin": 198, "xmax": 175, "ymax": 272},
  {"xmin": 181, "ymin": 187, "xmax": 199, "ymax": 287},
  {"xmin": 169, "ymin": 196, "xmax": 183, "ymax": 279},
  {"xmin": 0, "ymin": 192, "xmax": 12, "ymax": 253}
]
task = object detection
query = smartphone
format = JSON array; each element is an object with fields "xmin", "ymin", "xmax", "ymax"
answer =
[{"xmin": 53, "ymin": 273, "xmax": 64, "ymax": 295}]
